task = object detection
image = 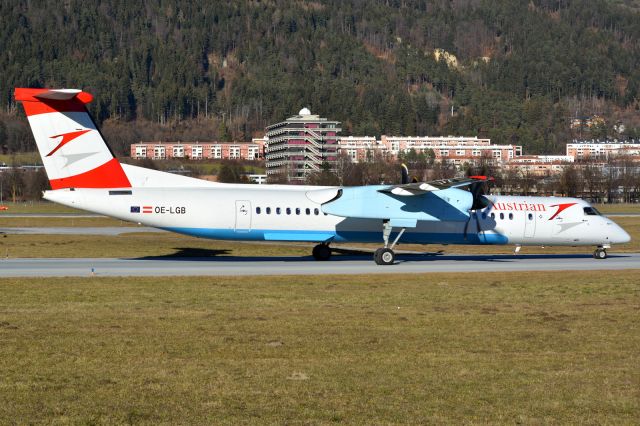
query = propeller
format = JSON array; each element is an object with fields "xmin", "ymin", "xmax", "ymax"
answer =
[
  {"xmin": 400, "ymin": 163, "xmax": 418, "ymax": 184},
  {"xmin": 464, "ymin": 176, "xmax": 494, "ymax": 241},
  {"xmin": 468, "ymin": 175, "xmax": 493, "ymax": 210}
]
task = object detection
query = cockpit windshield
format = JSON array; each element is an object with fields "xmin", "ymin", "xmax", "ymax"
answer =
[{"xmin": 583, "ymin": 206, "xmax": 601, "ymax": 216}]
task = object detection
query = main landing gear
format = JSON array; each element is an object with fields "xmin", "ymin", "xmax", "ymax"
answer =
[
  {"xmin": 593, "ymin": 246, "xmax": 607, "ymax": 259},
  {"xmin": 374, "ymin": 220, "xmax": 406, "ymax": 266},
  {"xmin": 312, "ymin": 243, "xmax": 331, "ymax": 261}
]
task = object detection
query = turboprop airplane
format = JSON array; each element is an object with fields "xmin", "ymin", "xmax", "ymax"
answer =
[{"xmin": 14, "ymin": 88, "xmax": 631, "ymax": 265}]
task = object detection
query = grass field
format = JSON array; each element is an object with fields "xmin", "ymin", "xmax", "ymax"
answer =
[
  {"xmin": 0, "ymin": 271, "xmax": 638, "ymax": 423},
  {"xmin": 0, "ymin": 152, "xmax": 41, "ymax": 165}
]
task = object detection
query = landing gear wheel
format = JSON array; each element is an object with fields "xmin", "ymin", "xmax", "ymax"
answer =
[
  {"xmin": 593, "ymin": 248, "xmax": 607, "ymax": 259},
  {"xmin": 312, "ymin": 244, "xmax": 331, "ymax": 261},
  {"xmin": 374, "ymin": 248, "xmax": 395, "ymax": 265}
]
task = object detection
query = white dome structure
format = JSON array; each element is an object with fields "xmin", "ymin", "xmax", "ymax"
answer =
[{"xmin": 298, "ymin": 107, "xmax": 311, "ymax": 116}]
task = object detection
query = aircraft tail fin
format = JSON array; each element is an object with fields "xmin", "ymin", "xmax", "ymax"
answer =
[{"xmin": 14, "ymin": 88, "xmax": 131, "ymax": 189}]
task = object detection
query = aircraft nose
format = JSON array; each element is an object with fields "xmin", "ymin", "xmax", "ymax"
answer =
[{"xmin": 612, "ymin": 224, "xmax": 631, "ymax": 244}]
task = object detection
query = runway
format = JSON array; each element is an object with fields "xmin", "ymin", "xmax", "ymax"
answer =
[{"xmin": 1, "ymin": 252, "xmax": 639, "ymax": 277}]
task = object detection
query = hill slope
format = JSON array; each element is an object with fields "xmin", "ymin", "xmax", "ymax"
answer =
[{"xmin": 1, "ymin": 0, "xmax": 639, "ymax": 155}]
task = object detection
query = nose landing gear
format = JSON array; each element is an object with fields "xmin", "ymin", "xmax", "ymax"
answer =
[{"xmin": 593, "ymin": 246, "xmax": 607, "ymax": 259}]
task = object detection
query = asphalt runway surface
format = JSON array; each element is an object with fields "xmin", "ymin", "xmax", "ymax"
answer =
[{"xmin": 1, "ymin": 252, "xmax": 639, "ymax": 277}]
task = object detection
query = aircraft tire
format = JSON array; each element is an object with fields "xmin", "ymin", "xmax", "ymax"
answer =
[
  {"xmin": 312, "ymin": 244, "xmax": 331, "ymax": 261},
  {"xmin": 593, "ymin": 248, "xmax": 607, "ymax": 260},
  {"xmin": 374, "ymin": 248, "xmax": 395, "ymax": 265}
]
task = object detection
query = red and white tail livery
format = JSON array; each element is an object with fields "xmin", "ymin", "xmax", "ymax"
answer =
[{"xmin": 14, "ymin": 88, "xmax": 131, "ymax": 189}]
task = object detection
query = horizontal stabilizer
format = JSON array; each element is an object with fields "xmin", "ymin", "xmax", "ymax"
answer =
[{"xmin": 14, "ymin": 88, "xmax": 93, "ymax": 103}]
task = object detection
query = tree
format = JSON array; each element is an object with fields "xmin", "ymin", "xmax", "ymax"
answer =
[
  {"xmin": 306, "ymin": 162, "xmax": 340, "ymax": 186},
  {"xmin": 559, "ymin": 165, "xmax": 580, "ymax": 197},
  {"xmin": 217, "ymin": 160, "xmax": 246, "ymax": 183},
  {"xmin": 582, "ymin": 161, "xmax": 604, "ymax": 202}
]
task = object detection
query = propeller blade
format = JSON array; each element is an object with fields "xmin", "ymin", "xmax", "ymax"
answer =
[{"xmin": 401, "ymin": 163, "xmax": 409, "ymax": 185}]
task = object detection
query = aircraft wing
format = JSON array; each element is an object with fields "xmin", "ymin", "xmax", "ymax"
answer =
[{"xmin": 379, "ymin": 176, "xmax": 488, "ymax": 196}]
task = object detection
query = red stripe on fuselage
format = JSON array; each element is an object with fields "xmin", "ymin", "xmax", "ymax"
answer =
[{"xmin": 49, "ymin": 158, "xmax": 131, "ymax": 189}]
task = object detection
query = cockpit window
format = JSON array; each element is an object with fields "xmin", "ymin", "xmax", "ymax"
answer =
[{"xmin": 583, "ymin": 207, "xmax": 601, "ymax": 216}]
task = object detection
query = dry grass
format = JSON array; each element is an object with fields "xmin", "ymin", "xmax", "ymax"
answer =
[
  {"xmin": 0, "ymin": 233, "xmax": 311, "ymax": 259},
  {"xmin": 0, "ymin": 201, "xmax": 83, "ymax": 214},
  {"xmin": 596, "ymin": 203, "xmax": 640, "ymax": 214},
  {"xmin": 0, "ymin": 217, "xmax": 131, "ymax": 227},
  {"xmin": 0, "ymin": 271, "xmax": 638, "ymax": 423}
]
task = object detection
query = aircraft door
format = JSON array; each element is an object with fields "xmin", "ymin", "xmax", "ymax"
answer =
[
  {"xmin": 235, "ymin": 200, "xmax": 251, "ymax": 232},
  {"xmin": 524, "ymin": 211, "xmax": 536, "ymax": 238}
]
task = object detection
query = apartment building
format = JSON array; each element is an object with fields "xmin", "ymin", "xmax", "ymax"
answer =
[{"xmin": 130, "ymin": 138, "xmax": 266, "ymax": 161}]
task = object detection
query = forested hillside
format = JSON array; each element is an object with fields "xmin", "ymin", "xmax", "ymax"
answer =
[{"xmin": 1, "ymin": 0, "xmax": 639, "ymax": 156}]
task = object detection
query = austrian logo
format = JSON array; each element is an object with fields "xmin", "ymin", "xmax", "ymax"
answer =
[
  {"xmin": 46, "ymin": 129, "xmax": 91, "ymax": 157},
  {"xmin": 548, "ymin": 203, "xmax": 577, "ymax": 220}
]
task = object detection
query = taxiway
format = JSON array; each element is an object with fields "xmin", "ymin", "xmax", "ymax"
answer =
[{"xmin": 1, "ymin": 252, "xmax": 639, "ymax": 277}]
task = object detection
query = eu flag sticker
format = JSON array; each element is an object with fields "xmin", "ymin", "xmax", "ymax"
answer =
[{"xmin": 130, "ymin": 206, "xmax": 140, "ymax": 213}]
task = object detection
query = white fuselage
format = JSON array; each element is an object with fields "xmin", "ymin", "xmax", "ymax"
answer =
[{"xmin": 44, "ymin": 184, "xmax": 631, "ymax": 248}]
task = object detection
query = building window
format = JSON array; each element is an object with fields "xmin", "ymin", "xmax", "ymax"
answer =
[
  {"xmin": 230, "ymin": 146, "xmax": 240, "ymax": 159},
  {"xmin": 135, "ymin": 147, "xmax": 147, "ymax": 158},
  {"xmin": 173, "ymin": 146, "xmax": 184, "ymax": 158},
  {"xmin": 440, "ymin": 150, "xmax": 449, "ymax": 156},
  {"xmin": 212, "ymin": 146, "xmax": 222, "ymax": 159},
  {"xmin": 192, "ymin": 146, "xmax": 203, "ymax": 159}
]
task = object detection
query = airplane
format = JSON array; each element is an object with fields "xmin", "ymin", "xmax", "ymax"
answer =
[{"xmin": 14, "ymin": 88, "xmax": 631, "ymax": 265}]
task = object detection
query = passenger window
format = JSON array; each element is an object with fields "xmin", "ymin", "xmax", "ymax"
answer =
[
  {"xmin": 305, "ymin": 208, "xmax": 311, "ymax": 215},
  {"xmin": 528, "ymin": 213, "xmax": 533, "ymax": 220},
  {"xmin": 256, "ymin": 207, "xmax": 261, "ymax": 214},
  {"xmin": 286, "ymin": 207, "xmax": 291, "ymax": 215},
  {"xmin": 266, "ymin": 207, "xmax": 271, "ymax": 215},
  {"xmin": 490, "ymin": 213, "xmax": 495, "ymax": 219},
  {"xmin": 276, "ymin": 207, "xmax": 281, "ymax": 215},
  {"xmin": 295, "ymin": 208, "xmax": 301, "ymax": 215},
  {"xmin": 509, "ymin": 213, "xmax": 513, "ymax": 220},
  {"xmin": 314, "ymin": 208, "xmax": 319, "ymax": 215},
  {"xmin": 500, "ymin": 213, "xmax": 504, "ymax": 220}
]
